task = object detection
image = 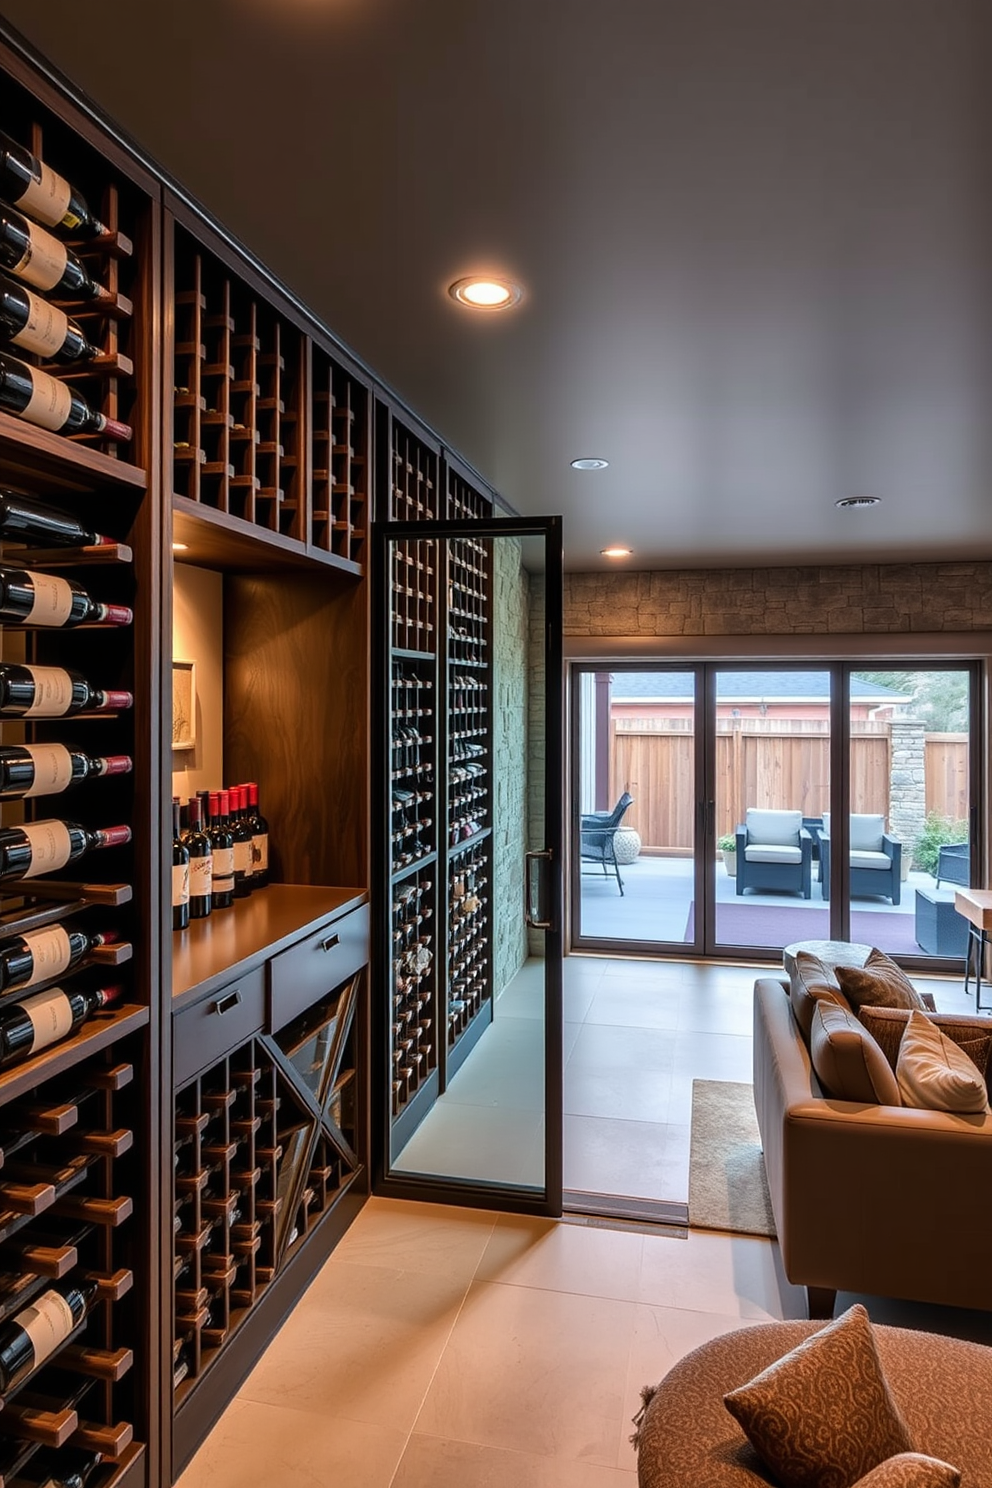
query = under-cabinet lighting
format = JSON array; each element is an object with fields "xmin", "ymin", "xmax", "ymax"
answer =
[{"xmin": 601, "ymin": 547, "xmax": 632, "ymax": 558}]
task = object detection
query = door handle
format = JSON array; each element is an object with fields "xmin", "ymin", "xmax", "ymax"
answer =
[{"xmin": 525, "ymin": 848, "xmax": 554, "ymax": 929}]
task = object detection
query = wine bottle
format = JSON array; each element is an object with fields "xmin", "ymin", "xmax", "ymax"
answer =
[
  {"xmin": 172, "ymin": 800, "xmax": 189, "ymax": 932},
  {"xmin": 19, "ymin": 1445, "xmax": 104, "ymax": 1488},
  {"xmin": 0, "ymin": 1276, "xmax": 98, "ymax": 1393},
  {"xmin": 0, "ymin": 132, "xmax": 108, "ymax": 238},
  {"xmin": 0, "ymin": 352, "xmax": 131, "ymax": 441},
  {"xmin": 0, "ymin": 664, "xmax": 132, "ymax": 718},
  {"xmin": 0, "ymin": 819, "xmax": 132, "ymax": 883},
  {"xmin": 0, "ymin": 744, "xmax": 132, "ymax": 800},
  {"xmin": 207, "ymin": 791, "xmax": 234, "ymax": 910},
  {"xmin": 246, "ymin": 781, "xmax": 269, "ymax": 890},
  {"xmin": 229, "ymin": 785, "xmax": 253, "ymax": 899},
  {"xmin": 0, "ymin": 923, "xmax": 116, "ymax": 996},
  {"xmin": 0, "ymin": 565, "xmax": 131, "ymax": 628},
  {"xmin": 0, "ymin": 490, "xmax": 113, "ymax": 548},
  {"xmin": 0, "ymin": 983, "xmax": 121, "ymax": 1070},
  {"xmin": 183, "ymin": 796, "xmax": 212, "ymax": 921},
  {"xmin": 0, "ymin": 201, "xmax": 111, "ymax": 301},
  {"xmin": 0, "ymin": 272, "xmax": 98, "ymax": 363}
]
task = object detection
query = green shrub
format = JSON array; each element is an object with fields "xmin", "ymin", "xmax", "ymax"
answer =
[
  {"xmin": 717, "ymin": 834, "xmax": 736, "ymax": 853},
  {"xmin": 913, "ymin": 812, "xmax": 968, "ymax": 877}
]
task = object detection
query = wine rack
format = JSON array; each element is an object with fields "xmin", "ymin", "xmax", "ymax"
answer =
[
  {"xmin": 447, "ymin": 842, "xmax": 491, "ymax": 1052},
  {"xmin": 2, "ymin": 79, "xmax": 145, "ymax": 468},
  {"xmin": 172, "ymin": 973, "xmax": 363, "ymax": 1399},
  {"xmin": 310, "ymin": 348, "xmax": 368, "ymax": 567}
]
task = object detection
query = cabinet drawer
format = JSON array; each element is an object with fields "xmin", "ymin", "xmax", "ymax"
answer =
[
  {"xmin": 174, "ymin": 968, "xmax": 266, "ymax": 1085},
  {"xmin": 269, "ymin": 904, "xmax": 369, "ymax": 1032}
]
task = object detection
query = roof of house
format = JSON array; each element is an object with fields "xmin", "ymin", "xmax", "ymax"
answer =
[{"xmin": 609, "ymin": 671, "xmax": 912, "ymax": 703}]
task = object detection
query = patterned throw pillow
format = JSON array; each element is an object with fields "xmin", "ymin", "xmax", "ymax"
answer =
[
  {"xmin": 896, "ymin": 1011, "xmax": 990, "ymax": 1114},
  {"xmin": 724, "ymin": 1303, "xmax": 913, "ymax": 1488},
  {"xmin": 835, "ymin": 948, "xmax": 928, "ymax": 1012},
  {"xmin": 856, "ymin": 1006, "xmax": 992, "ymax": 1088},
  {"xmin": 851, "ymin": 1454, "xmax": 962, "ymax": 1486},
  {"xmin": 789, "ymin": 951, "xmax": 849, "ymax": 1043},
  {"xmin": 809, "ymin": 1001, "xmax": 902, "ymax": 1105}
]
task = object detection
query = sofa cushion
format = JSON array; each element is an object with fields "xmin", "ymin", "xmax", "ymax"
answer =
[
  {"xmin": 789, "ymin": 951, "xmax": 850, "ymax": 1044},
  {"xmin": 809, "ymin": 1001, "xmax": 902, "ymax": 1105},
  {"xmin": 723, "ymin": 1303, "xmax": 913, "ymax": 1488},
  {"xmin": 856, "ymin": 1006, "xmax": 992, "ymax": 1089},
  {"xmin": 851, "ymin": 1455, "xmax": 961, "ymax": 1487},
  {"xmin": 850, "ymin": 814, "xmax": 886, "ymax": 852},
  {"xmin": 896, "ymin": 1011, "xmax": 990, "ymax": 1114},
  {"xmin": 835, "ymin": 948, "xmax": 928, "ymax": 1012},
  {"xmin": 746, "ymin": 808, "xmax": 801, "ymax": 846},
  {"xmin": 745, "ymin": 844, "xmax": 803, "ymax": 864}
]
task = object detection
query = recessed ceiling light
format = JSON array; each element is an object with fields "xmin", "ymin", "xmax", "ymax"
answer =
[
  {"xmin": 601, "ymin": 547, "xmax": 632, "ymax": 558},
  {"xmin": 571, "ymin": 457, "xmax": 609, "ymax": 471},
  {"xmin": 172, "ymin": 541, "xmax": 189, "ymax": 551},
  {"xmin": 448, "ymin": 276, "xmax": 522, "ymax": 310},
  {"xmin": 835, "ymin": 496, "xmax": 881, "ymax": 510}
]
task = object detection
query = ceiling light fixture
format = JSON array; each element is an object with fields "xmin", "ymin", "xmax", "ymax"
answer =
[
  {"xmin": 448, "ymin": 276, "xmax": 522, "ymax": 310},
  {"xmin": 835, "ymin": 496, "xmax": 881, "ymax": 510},
  {"xmin": 601, "ymin": 547, "xmax": 632, "ymax": 558},
  {"xmin": 571, "ymin": 457, "xmax": 609, "ymax": 471}
]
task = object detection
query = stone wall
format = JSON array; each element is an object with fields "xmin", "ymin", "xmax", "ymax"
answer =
[
  {"xmin": 565, "ymin": 562, "xmax": 992, "ymax": 637},
  {"xmin": 887, "ymin": 718, "xmax": 928, "ymax": 862},
  {"xmin": 491, "ymin": 538, "xmax": 529, "ymax": 994},
  {"xmin": 527, "ymin": 575, "xmax": 547, "ymax": 957}
]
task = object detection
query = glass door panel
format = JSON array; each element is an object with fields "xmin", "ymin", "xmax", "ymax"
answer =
[
  {"xmin": 379, "ymin": 519, "xmax": 562, "ymax": 1211},
  {"xmin": 711, "ymin": 668, "xmax": 832, "ymax": 953},
  {"xmin": 573, "ymin": 667, "xmax": 698, "ymax": 950}
]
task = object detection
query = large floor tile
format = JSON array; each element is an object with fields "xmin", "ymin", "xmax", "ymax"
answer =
[
  {"xmin": 564, "ymin": 1065, "xmax": 673, "ymax": 1123},
  {"xmin": 176, "ymin": 1396, "xmax": 408, "ymax": 1488},
  {"xmin": 476, "ymin": 1214, "xmax": 644, "ymax": 1302},
  {"xmin": 329, "ymin": 1197, "xmax": 497, "ymax": 1279},
  {"xmin": 444, "ymin": 1017, "xmax": 545, "ymax": 1111},
  {"xmin": 637, "ymin": 1228, "xmax": 793, "ymax": 1320},
  {"xmin": 563, "ymin": 1114, "xmax": 687, "ymax": 1202},
  {"xmin": 584, "ymin": 982, "xmax": 682, "ymax": 1031},
  {"xmin": 393, "ymin": 1101, "xmax": 545, "ymax": 1186},
  {"xmin": 237, "ymin": 1259, "xmax": 468, "ymax": 1430},
  {"xmin": 393, "ymin": 1434, "xmax": 636, "ymax": 1486},
  {"xmin": 414, "ymin": 1279, "xmax": 636, "ymax": 1466},
  {"xmin": 567, "ymin": 1022, "xmax": 676, "ymax": 1073}
]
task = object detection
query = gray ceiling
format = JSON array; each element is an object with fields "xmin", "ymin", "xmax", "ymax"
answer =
[{"xmin": 4, "ymin": 0, "xmax": 990, "ymax": 571}]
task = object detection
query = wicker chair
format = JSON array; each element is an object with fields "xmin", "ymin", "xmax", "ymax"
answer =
[{"xmin": 580, "ymin": 792, "xmax": 634, "ymax": 895}]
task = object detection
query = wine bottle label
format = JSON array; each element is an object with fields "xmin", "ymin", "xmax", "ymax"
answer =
[
  {"xmin": 9, "ymin": 289, "xmax": 70, "ymax": 358},
  {"xmin": 22, "ymin": 987, "xmax": 74, "ymax": 1051},
  {"xmin": 10, "ymin": 219, "xmax": 69, "ymax": 293},
  {"xmin": 21, "ymin": 924, "xmax": 73, "ymax": 984},
  {"xmin": 189, "ymin": 856, "xmax": 212, "ymax": 895},
  {"xmin": 22, "ymin": 365, "xmax": 73, "ymax": 433},
  {"xmin": 24, "ymin": 569, "xmax": 74, "ymax": 625},
  {"xmin": 20, "ymin": 819, "xmax": 72, "ymax": 877},
  {"xmin": 21, "ymin": 742, "xmax": 73, "ymax": 796},
  {"xmin": 173, "ymin": 862, "xmax": 190, "ymax": 907},
  {"xmin": 233, "ymin": 840, "xmax": 252, "ymax": 876},
  {"xmin": 15, "ymin": 1287, "xmax": 76, "ymax": 1365},
  {"xmin": 17, "ymin": 161, "xmax": 72, "ymax": 230},
  {"xmin": 252, "ymin": 833, "xmax": 269, "ymax": 873},
  {"xmin": 23, "ymin": 665, "xmax": 74, "ymax": 717}
]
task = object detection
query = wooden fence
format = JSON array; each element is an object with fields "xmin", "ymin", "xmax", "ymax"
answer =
[{"xmin": 609, "ymin": 722, "xmax": 967, "ymax": 852}]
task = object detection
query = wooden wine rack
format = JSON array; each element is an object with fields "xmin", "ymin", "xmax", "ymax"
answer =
[
  {"xmin": 310, "ymin": 350, "xmax": 368, "ymax": 566},
  {"xmin": 447, "ymin": 842, "xmax": 491, "ymax": 1049},
  {"xmin": 172, "ymin": 973, "xmax": 362, "ymax": 1398}
]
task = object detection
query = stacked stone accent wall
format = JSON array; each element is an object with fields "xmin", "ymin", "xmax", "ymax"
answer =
[
  {"xmin": 565, "ymin": 563, "xmax": 992, "ymax": 637},
  {"xmin": 887, "ymin": 719, "xmax": 928, "ymax": 862},
  {"xmin": 491, "ymin": 538, "xmax": 529, "ymax": 995},
  {"xmin": 527, "ymin": 575, "xmax": 547, "ymax": 958}
]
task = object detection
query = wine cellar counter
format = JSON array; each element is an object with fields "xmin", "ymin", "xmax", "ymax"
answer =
[{"xmin": 0, "ymin": 21, "xmax": 528, "ymax": 1488}]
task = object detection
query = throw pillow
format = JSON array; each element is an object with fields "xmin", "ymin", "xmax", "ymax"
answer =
[
  {"xmin": 790, "ymin": 951, "xmax": 850, "ymax": 1044},
  {"xmin": 857, "ymin": 1006, "xmax": 992, "ymax": 1087},
  {"xmin": 809, "ymin": 1000, "xmax": 901, "ymax": 1105},
  {"xmin": 896, "ymin": 1010, "xmax": 990, "ymax": 1114},
  {"xmin": 724, "ymin": 1303, "xmax": 912, "ymax": 1488},
  {"xmin": 835, "ymin": 948, "xmax": 927, "ymax": 1012},
  {"xmin": 850, "ymin": 1454, "xmax": 962, "ymax": 1487}
]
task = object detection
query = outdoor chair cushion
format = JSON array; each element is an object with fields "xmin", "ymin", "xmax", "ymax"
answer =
[
  {"xmin": 822, "ymin": 812, "xmax": 888, "ymax": 854},
  {"xmin": 745, "ymin": 808, "xmax": 802, "ymax": 847},
  {"xmin": 744, "ymin": 844, "xmax": 803, "ymax": 864},
  {"xmin": 851, "ymin": 850, "xmax": 893, "ymax": 871}
]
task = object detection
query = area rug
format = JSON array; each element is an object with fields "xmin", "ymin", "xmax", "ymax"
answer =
[
  {"xmin": 683, "ymin": 902, "xmax": 922, "ymax": 956},
  {"xmin": 688, "ymin": 1079, "xmax": 777, "ymax": 1239}
]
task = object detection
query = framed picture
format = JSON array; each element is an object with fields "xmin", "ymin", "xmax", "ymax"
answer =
[{"xmin": 172, "ymin": 659, "xmax": 196, "ymax": 750}]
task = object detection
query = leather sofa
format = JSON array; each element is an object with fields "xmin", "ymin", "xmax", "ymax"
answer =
[{"xmin": 753, "ymin": 975, "xmax": 992, "ymax": 1318}]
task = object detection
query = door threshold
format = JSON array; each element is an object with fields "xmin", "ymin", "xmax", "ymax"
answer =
[{"xmin": 564, "ymin": 1189, "xmax": 689, "ymax": 1229}]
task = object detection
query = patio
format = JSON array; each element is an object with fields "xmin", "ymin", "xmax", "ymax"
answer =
[{"xmin": 579, "ymin": 852, "xmax": 966, "ymax": 959}]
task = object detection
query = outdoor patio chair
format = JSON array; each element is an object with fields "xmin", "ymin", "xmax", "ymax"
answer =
[
  {"xmin": 580, "ymin": 791, "xmax": 634, "ymax": 896},
  {"xmin": 935, "ymin": 841, "xmax": 970, "ymax": 889},
  {"xmin": 817, "ymin": 811, "xmax": 902, "ymax": 904},
  {"xmin": 735, "ymin": 809, "xmax": 813, "ymax": 899}
]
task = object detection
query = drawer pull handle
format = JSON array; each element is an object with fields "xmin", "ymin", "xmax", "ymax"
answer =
[
  {"xmin": 319, "ymin": 934, "xmax": 340, "ymax": 953},
  {"xmin": 215, "ymin": 991, "xmax": 242, "ymax": 1016}
]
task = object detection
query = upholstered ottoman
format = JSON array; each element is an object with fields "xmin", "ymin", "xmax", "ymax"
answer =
[{"xmin": 634, "ymin": 1321, "xmax": 992, "ymax": 1487}]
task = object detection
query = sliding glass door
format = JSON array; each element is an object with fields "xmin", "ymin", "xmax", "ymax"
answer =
[{"xmin": 571, "ymin": 661, "xmax": 981, "ymax": 967}]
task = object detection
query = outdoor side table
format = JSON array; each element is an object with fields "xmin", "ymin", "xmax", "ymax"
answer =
[
  {"xmin": 914, "ymin": 886, "xmax": 969, "ymax": 958},
  {"xmin": 954, "ymin": 888, "xmax": 992, "ymax": 1013}
]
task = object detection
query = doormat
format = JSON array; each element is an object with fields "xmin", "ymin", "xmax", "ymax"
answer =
[
  {"xmin": 683, "ymin": 902, "xmax": 921, "ymax": 956},
  {"xmin": 688, "ymin": 1079, "xmax": 776, "ymax": 1238}
]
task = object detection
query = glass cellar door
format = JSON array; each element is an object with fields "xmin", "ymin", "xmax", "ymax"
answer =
[{"xmin": 375, "ymin": 517, "xmax": 564, "ymax": 1214}]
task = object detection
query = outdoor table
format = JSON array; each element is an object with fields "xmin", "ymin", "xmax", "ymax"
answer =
[{"xmin": 954, "ymin": 888, "xmax": 992, "ymax": 1013}]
